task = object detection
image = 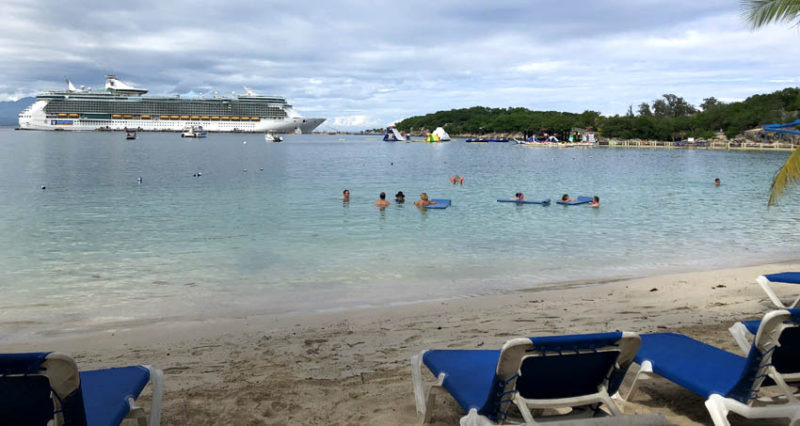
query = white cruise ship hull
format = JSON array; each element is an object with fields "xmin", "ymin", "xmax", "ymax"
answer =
[
  {"xmin": 17, "ymin": 76, "xmax": 326, "ymax": 134},
  {"xmin": 19, "ymin": 102, "xmax": 324, "ymax": 133}
]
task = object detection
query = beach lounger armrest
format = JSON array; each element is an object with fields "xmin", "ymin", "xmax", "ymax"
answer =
[
  {"xmin": 728, "ymin": 323, "xmax": 752, "ymax": 355},
  {"xmin": 758, "ymin": 275, "xmax": 789, "ymax": 309}
]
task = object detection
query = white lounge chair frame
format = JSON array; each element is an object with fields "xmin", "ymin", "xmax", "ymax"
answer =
[
  {"xmin": 758, "ymin": 275, "xmax": 800, "ymax": 309},
  {"xmin": 626, "ymin": 310, "xmax": 800, "ymax": 426},
  {"xmin": 729, "ymin": 317, "xmax": 800, "ymax": 404},
  {"xmin": 412, "ymin": 333, "xmax": 640, "ymax": 425},
  {"xmin": 2, "ymin": 352, "xmax": 163, "ymax": 426}
]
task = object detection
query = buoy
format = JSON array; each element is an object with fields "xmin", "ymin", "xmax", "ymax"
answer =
[{"xmin": 41, "ymin": 185, "xmax": 46, "ymax": 190}]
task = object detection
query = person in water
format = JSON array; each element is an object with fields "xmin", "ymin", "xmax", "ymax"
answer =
[
  {"xmin": 590, "ymin": 195, "xmax": 600, "ymax": 208},
  {"xmin": 561, "ymin": 194, "xmax": 576, "ymax": 202},
  {"xmin": 375, "ymin": 192, "xmax": 390, "ymax": 207},
  {"xmin": 513, "ymin": 192, "xmax": 525, "ymax": 201},
  {"xmin": 395, "ymin": 191, "xmax": 405, "ymax": 203},
  {"xmin": 414, "ymin": 192, "xmax": 437, "ymax": 207},
  {"xmin": 342, "ymin": 189, "xmax": 350, "ymax": 202},
  {"xmin": 715, "ymin": 178, "xmax": 721, "ymax": 186},
  {"xmin": 450, "ymin": 175, "xmax": 464, "ymax": 185}
]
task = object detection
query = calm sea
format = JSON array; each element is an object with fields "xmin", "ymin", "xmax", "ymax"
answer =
[{"xmin": 1, "ymin": 128, "xmax": 798, "ymax": 340}]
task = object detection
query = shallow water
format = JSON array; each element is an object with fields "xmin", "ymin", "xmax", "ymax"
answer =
[{"xmin": 0, "ymin": 129, "xmax": 798, "ymax": 340}]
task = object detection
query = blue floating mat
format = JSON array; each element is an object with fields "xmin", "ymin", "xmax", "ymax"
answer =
[
  {"xmin": 425, "ymin": 199, "xmax": 451, "ymax": 209},
  {"xmin": 556, "ymin": 196, "xmax": 593, "ymax": 205},
  {"xmin": 497, "ymin": 198, "xmax": 550, "ymax": 205}
]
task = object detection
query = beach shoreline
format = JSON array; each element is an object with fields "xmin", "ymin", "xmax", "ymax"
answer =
[{"xmin": 2, "ymin": 260, "xmax": 799, "ymax": 425}]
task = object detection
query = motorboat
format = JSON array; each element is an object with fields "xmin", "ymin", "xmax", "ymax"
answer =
[
  {"xmin": 181, "ymin": 126, "xmax": 207, "ymax": 138},
  {"xmin": 264, "ymin": 133, "xmax": 283, "ymax": 142},
  {"xmin": 125, "ymin": 130, "xmax": 137, "ymax": 140}
]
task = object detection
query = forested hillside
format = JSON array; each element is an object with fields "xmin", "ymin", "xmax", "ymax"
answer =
[{"xmin": 395, "ymin": 88, "xmax": 800, "ymax": 140}]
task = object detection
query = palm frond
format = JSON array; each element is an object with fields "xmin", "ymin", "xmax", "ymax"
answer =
[
  {"xmin": 769, "ymin": 145, "xmax": 800, "ymax": 206},
  {"xmin": 742, "ymin": 0, "xmax": 800, "ymax": 29}
]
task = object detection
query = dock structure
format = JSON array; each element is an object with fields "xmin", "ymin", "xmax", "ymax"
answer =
[{"xmin": 598, "ymin": 139, "xmax": 798, "ymax": 152}]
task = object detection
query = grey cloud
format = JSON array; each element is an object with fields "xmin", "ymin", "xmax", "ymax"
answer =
[{"xmin": 2, "ymin": 0, "xmax": 800, "ymax": 129}]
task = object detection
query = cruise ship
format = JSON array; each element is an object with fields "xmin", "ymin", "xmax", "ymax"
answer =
[{"xmin": 18, "ymin": 75, "xmax": 325, "ymax": 133}]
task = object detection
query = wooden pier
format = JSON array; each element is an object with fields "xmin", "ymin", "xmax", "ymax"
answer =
[{"xmin": 599, "ymin": 140, "xmax": 797, "ymax": 152}]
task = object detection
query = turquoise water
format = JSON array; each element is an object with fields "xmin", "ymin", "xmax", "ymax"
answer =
[{"xmin": 1, "ymin": 128, "xmax": 799, "ymax": 340}]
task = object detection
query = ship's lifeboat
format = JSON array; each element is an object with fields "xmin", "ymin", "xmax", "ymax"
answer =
[
  {"xmin": 210, "ymin": 116, "xmax": 220, "ymax": 120},
  {"xmin": 201, "ymin": 116, "xmax": 210, "ymax": 120},
  {"xmin": 240, "ymin": 117, "xmax": 249, "ymax": 121},
  {"xmin": 160, "ymin": 115, "xmax": 169, "ymax": 120},
  {"xmin": 123, "ymin": 114, "xmax": 132, "ymax": 119},
  {"xmin": 231, "ymin": 116, "xmax": 240, "ymax": 121},
  {"xmin": 221, "ymin": 116, "xmax": 230, "ymax": 120},
  {"xmin": 170, "ymin": 115, "xmax": 179, "ymax": 120},
  {"xmin": 190, "ymin": 116, "xmax": 200, "ymax": 120},
  {"xmin": 251, "ymin": 117, "xmax": 260, "ymax": 122},
  {"xmin": 68, "ymin": 113, "xmax": 79, "ymax": 118},
  {"xmin": 141, "ymin": 115, "xmax": 151, "ymax": 119},
  {"xmin": 180, "ymin": 115, "xmax": 190, "ymax": 120},
  {"xmin": 112, "ymin": 114, "xmax": 122, "ymax": 119},
  {"xmin": 58, "ymin": 113, "xmax": 68, "ymax": 117}
]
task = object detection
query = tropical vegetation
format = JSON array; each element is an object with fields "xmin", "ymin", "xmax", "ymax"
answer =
[
  {"xmin": 743, "ymin": 0, "xmax": 800, "ymax": 205},
  {"xmin": 395, "ymin": 88, "xmax": 800, "ymax": 142}
]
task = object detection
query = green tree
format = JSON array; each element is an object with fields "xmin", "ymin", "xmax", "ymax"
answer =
[
  {"xmin": 744, "ymin": 0, "xmax": 800, "ymax": 205},
  {"xmin": 638, "ymin": 103, "xmax": 652, "ymax": 116}
]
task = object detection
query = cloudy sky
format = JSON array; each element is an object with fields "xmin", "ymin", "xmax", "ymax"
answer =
[{"xmin": 2, "ymin": 0, "xmax": 800, "ymax": 130}]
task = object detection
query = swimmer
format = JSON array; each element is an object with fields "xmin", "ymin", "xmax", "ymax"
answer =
[
  {"xmin": 450, "ymin": 175, "xmax": 464, "ymax": 185},
  {"xmin": 342, "ymin": 189, "xmax": 350, "ymax": 202},
  {"xmin": 561, "ymin": 194, "xmax": 576, "ymax": 202},
  {"xmin": 512, "ymin": 192, "xmax": 525, "ymax": 201},
  {"xmin": 41, "ymin": 185, "xmax": 46, "ymax": 190},
  {"xmin": 374, "ymin": 192, "xmax": 390, "ymax": 207},
  {"xmin": 414, "ymin": 192, "xmax": 437, "ymax": 207},
  {"xmin": 395, "ymin": 191, "xmax": 405, "ymax": 203},
  {"xmin": 715, "ymin": 178, "xmax": 720, "ymax": 186},
  {"xmin": 137, "ymin": 176, "xmax": 143, "ymax": 184},
  {"xmin": 590, "ymin": 196, "xmax": 600, "ymax": 208}
]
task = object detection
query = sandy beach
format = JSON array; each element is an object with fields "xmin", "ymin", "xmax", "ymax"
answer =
[{"xmin": 3, "ymin": 261, "xmax": 800, "ymax": 425}]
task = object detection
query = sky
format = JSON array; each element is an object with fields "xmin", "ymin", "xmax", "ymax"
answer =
[{"xmin": 2, "ymin": 0, "xmax": 800, "ymax": 130}]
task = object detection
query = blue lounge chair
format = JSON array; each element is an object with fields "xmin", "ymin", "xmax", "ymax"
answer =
[
  {"xmin": 411, "ymin": 332, "xmax": 641, "ymax": 424},
  {"xmin": 728, "ymin": 308, "xmax": 800, "ymax": 404},
  {"xmin": 626, "ymin": 309, "xmax": 800, "ymax": 426},
  {"xmin": 757, "ymin": 272, "xmax": 800, "ymax": 308},
  {"xmin": 0, "ymin": 352, "xmax": 163, "ymax": 425}
]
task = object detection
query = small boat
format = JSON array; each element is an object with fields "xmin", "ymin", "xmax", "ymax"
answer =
[
  {"xmin": 125, "ymin": 130, "xmax": 137, "ymax": 140},
  {"xmin": 181, "ymin": 126, "xmax": 207, "ymax": 138},
  {"xmin": 264, "ymin": 133, "xmax": 283, "ymax": 142}
]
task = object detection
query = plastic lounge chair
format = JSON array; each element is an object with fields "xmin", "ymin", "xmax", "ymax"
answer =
[
  {"xmin": 411, "ymin": 332, "xmax": 641, "ymax": 425},
  {"xmin": 625, "ymin": 309, "xmax": 800, "ymax": 426},
  {"xmin": 757, "ymin": 272, "xmax": 800, "ymax": 308},
  {"xmin": 0, "ymin": 352, "xmax": 163, "ymax": 425},
  {"xmin": 728, "ymin": 308, "xmax": 800, "ymax": 403}
]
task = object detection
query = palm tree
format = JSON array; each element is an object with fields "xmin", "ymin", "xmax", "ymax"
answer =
[
  {"xmin": 743, "ymin": 0, "xmax": 800, "ymax": 28},
  {"xmin": 743, "ymin": 0, "xmax": 800, "ymax": 205}
]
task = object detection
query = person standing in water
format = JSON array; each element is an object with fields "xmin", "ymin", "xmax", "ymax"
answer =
[
  {"xmin": 715, "ymin": 178, "xmax": 721, "ymax": 186},
  {"xmin": 414, "ymin": 192, "xmax": 437, "ymax": 208},
  {"xmin": 395, "ymin": 191, "xmax": 405, "ymax": 203},
  {"xmin": 342, "ymin": 189, "xmax": 350, "ymax": 202},
  {"xmin": 590, "ymin": 196, "xmax": 600, "ymax": 208},
  {"xmin": 375, "ymin": 192, "xmax": 390, "ymax": 207}
]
